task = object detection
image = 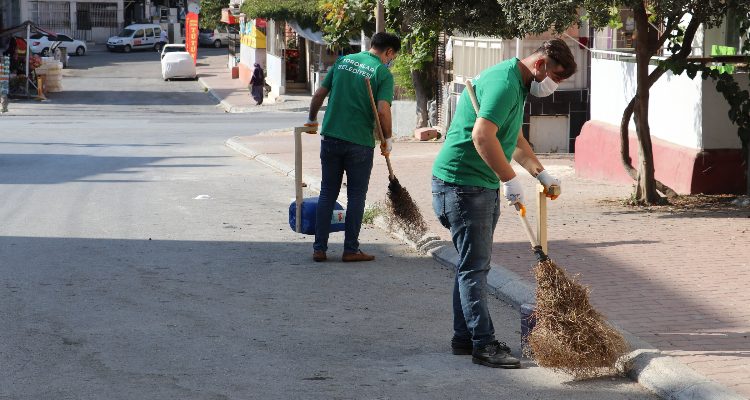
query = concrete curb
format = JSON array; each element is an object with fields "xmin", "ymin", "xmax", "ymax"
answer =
[
  {"xmin": 198, "ymin": 78, "xmax": 240, "ymax": 113},
  {"xmin": 225, "ymin": 134, "xmax": 746, "ymax": 400}
]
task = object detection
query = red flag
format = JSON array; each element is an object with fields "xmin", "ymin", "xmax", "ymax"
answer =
[{"xmin": 185, "ymin": 12, "xmax": 199, "ymax": 64}]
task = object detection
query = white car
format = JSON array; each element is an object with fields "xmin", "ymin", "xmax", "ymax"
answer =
[
  {"xmin": 107, "ymin": 24, "xmax": 164, "ymax": 53},
  {"xmin": 160, "ymin": 44, "xmax": 196, "ymax": 80},
  {"xmin": 30, "ymin": 33, "xmax": 87, "ymax": 56}
]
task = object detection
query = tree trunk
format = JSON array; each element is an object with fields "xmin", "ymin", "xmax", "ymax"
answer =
[
  {"xmin": 633, "ymin": 2, "xmax": 660, "ymax": 204},
  {"xmin": 412, "ymin": 69, "xmax": 429, "ymax": 128},
  {"xmin": 620, "ymin": 98, "xmax": 638, "ymax": 180}
]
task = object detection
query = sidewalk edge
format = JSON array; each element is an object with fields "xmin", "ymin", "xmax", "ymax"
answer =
[{"xmin": 225, "ymin": 134, "xmax": 746, "ymax": 400}]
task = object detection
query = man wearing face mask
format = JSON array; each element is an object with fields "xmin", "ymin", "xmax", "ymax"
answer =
[
  {"xmin": 431, "ymin": 39, "xmax": 577, "ymax": 368},
  {"xmin": 306, "ymin": 32, "xmax": 400, "ymax": 263}
]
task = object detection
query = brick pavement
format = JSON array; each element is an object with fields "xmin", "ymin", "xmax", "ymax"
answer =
[{"xmin": 230, "ymin": 132, "xmax": 750, "ymax": 397}]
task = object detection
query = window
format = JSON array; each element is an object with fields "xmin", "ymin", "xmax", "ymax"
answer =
[
  {"xmin": 57, "ymin": 34, "xmax": 72, "ymax": 41},
  {"xmin": 154, "ymin": 27, "xmax": 161, "ymax": 36},
  {"xmin": 145, "ymin": 28, "xmax": 153, "ymax": 37},
  {"xmin": 134, "ymin": 29, "xmax": 144, "ymax": 38}
]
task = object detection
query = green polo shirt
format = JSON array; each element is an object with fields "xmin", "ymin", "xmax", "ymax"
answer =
[
  {"xmin": 433, "ymin": 58, "xmax": 528, "ymax": 189},
  {"xmin": 320, "ymin": 51, "xmax": 394, "ymax": 148}
]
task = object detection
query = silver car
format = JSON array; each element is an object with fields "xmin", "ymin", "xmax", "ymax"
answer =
[{"xmin": 198, "ymin": 25, "xmax": 238, "ymax": 48}]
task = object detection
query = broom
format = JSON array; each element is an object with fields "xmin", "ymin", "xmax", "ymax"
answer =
[
  {"xmin": 464, "ymin": 80, "xmax": 628, "ymax": 379},
  {"xmin": 365, "ymin": 78, "xmax": 427, "ymax": 240}
]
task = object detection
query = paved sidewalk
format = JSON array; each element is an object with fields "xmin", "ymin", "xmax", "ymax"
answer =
[
  {"xmin": 199, "ymin": 67, "xmax": 750, "ymax": 398},
  {"xmin": 196, "ymin": 53, "xmax": 314, "ymax": 113}
]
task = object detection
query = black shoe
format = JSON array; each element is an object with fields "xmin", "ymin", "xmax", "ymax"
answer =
[
  {"xmin": 451, "ymin": 338, "xmax": 473, "ymax": 355},
  {"xmin": 472, "ymin": 341, "xmax": 520, "ymax": 369}
]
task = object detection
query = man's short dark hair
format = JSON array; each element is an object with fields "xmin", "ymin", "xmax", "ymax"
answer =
[
  {"xmin": 371, "ymin": 32, "xmax": 401, "ymax": 53},
  {"xmin": 536, "ymin": 38, "xmax": 577, "ymax": 79}
]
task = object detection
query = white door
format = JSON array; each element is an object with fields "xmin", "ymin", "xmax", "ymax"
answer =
[
  {"xmin": 529, "ymin": 115, "xmax": 570, "ymax": 153},
  {"xmin": 132, "ymin": 29, "xmax": 146, "ymax": 48}
]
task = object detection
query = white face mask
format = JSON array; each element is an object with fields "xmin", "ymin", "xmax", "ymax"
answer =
[{"xmin": 530, "ymin": 65, "xmax": 559, "ymax": 97}]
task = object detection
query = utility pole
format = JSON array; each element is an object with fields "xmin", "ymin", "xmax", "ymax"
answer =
[{"xmin": 375, "ymin": 0, "xmax": 384, "ymax": 33}]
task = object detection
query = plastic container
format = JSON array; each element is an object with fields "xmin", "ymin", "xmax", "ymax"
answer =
[{"xmin": 289, "ymin": 196, "xmax": 346, "ymax": 235}]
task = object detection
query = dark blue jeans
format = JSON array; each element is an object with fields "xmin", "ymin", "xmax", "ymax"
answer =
[
  {"xmin": 314, "ymin": 136, "xmax": 374, "ymax": 254},
  {"xmin": 431, "ymin": 176, "xmax": 500, "ymax": 347}
]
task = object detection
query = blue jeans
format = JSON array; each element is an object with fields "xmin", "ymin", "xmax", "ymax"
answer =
[
  {"xmin": 314, "ymin": 136, "xmax": 374, "ymax": 254},
  {"xmin": 431, "ymin": 176, "xmax": 500, "ymax": 347}
]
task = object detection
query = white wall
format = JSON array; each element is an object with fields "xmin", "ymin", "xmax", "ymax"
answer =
[
  {"xmin": 701, "ymin": 74, "xmax": 748, "ymax": 149},
  {"xmin": 240, "ymin": 44, "xmax": 265, "ymax": 70},
  {"xmin": 590, "ymin": 57, "xmax": 745, "ymax": 151},
  {"xmin": 391, "ymin": 100, "xmax": 417, "ymax": 138},
  {"xmin": 590, "ymin": 57, "xmax": 703, "ymax": 149},
  {"xmin": 265, "ymin": 53, "xmax": 284, "ymax": 97}
]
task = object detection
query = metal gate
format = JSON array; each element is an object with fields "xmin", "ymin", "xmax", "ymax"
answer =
[
  {"xmin": 75, "ymin": 2, "xmax": 120, "ymax": 42},
  {"xmin": 29, "ymin": 1, "xmax": 71, "ymax": 34}
]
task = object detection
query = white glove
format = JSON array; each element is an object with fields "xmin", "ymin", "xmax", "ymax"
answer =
[
  {"xmin": 502, "ymin": 176, "xmax": 525, "ymax": 207},
  {"xmin": 381, "ymin": 137, "xmax": 394, "ymax": 156},
  {"xmin": 536, "ymin": 170, "xmax": 561, "ymax": 199},
  {"xmin": 304, "ymin": 118, "xmax": 318, "ymax": 134}
]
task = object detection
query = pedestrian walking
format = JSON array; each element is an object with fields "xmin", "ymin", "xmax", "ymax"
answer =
[
  {"xmin": 159, "ymin": 28, "xmax": 169, "ymax": 49},
  {"xmin": 431, "ymin": 39, "xmax": 577, "ymax": 368},
  {"xmin": 305, "ymin": 32, "xmax": 401, "ymax": 263},
  {"xmin": 249, "ymin": 63, "xmax": 265, "ymax": 105}
]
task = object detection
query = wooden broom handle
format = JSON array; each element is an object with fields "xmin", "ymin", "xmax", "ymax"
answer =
[{"xmin": 365, "ymin": 78, "xmax": 395, "ymax": 179}]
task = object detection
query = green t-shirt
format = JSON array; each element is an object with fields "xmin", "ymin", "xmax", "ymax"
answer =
[
  {"xmin": 320, "ymin": 51, "xmax": 394, "ymax": 148},
  {"xmin": 433, "ymin": 58, "xmax": 528, "ymax": 189}
]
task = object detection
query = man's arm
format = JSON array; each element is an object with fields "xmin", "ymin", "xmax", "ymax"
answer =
[
  {"xmin": 308, "ymin": 87, "xmax": 329, "ymax": 121},
  {"xmin": 472, "ymin": 117, "xmax": 516, "ymax": 182},
  {"xmin": 512, "ymin": 132, "xmax": 545, "ymax": 177},
  {"xmin": 377, "ymin": 100, "xmax": 392, "ymax": 139}
]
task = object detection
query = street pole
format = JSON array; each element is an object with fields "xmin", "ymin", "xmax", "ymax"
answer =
[
  {"xmin": 25, "ymin": 24, "xmax": 30, "ymax": 97},
  {"xmin": 375, "ymin": 0, "xmax": 384, "ymax": 33}
]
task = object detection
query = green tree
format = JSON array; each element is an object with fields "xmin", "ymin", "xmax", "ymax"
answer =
[
  {"xmin": 199, "ymin": 0, "xmax": 229, "ymax": 30},
  {"xmin": 319, "ymin": 0, "xmax": 375, "ymax": 50},
  {"xmin": 496, "ymin": 0, "xmax": 750, "ymax": 202},
  {"xmin": 240, "ymin": 0, "xmax": 319, "ymax": 26}
]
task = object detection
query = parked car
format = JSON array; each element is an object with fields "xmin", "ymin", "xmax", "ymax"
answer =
[
  {"xmin": 160, "ymin": 44, "xmax": 196, "ymax": 80},
  {"xmin": 198, "ymin": 24, "xmax": 238, "ymax": 48},
  {"xmin": 107, "ymin": 24, "xmax": 163, "ymax": 53},
  {"xmin": 30, "ymin": 33, "xmax": 87, "ymax": 56}
]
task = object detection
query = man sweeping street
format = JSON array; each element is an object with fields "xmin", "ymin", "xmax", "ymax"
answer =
[
  {"xmin": 431, "ymin": 39, "xmax": 577, "ymax": 368},
  {"xmin": 305, "ymin": 32, "xmax": 401, "ymax": 263}
]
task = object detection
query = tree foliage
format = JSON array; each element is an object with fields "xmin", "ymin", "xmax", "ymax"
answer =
[
  {"xmin": 199, "ymin": 0, "xmax": 229, "ymax": 30},
  {"xmin": 319, "ymin": 0, "xmax": 374, "ymax": 50},
  {"xmin": 240, "ymin": 0, "xmax": 319, "ymax": 27}
]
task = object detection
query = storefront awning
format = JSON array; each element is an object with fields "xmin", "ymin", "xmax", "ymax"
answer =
[
  {"xmin": 221, "ymin": 9, "xmax": 239, "ymax": 25},
  {"xmin": 288, "ymin": 20, "xmax": 360, "ymax": 46}
]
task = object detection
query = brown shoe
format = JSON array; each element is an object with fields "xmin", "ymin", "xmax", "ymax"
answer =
[
  {"xmin": 342, "ymin": 250, "xmax": 375, "ymax": 262},
  {"xmin": 313, "ymin": 250, "xmax": 327, "ymax": 262}
]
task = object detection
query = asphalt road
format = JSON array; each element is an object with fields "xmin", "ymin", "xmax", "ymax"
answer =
[{"xmin": 0, "ymin": 48, "xmax": 657, "ymax": 399}]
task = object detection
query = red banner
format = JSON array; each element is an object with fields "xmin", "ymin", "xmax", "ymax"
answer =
[{"xmin": 185, "ymin": 12, "xmax": 199, "ymax": 64}]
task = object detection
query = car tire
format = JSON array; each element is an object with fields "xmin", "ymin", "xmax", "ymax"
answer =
[
  {"xmin": 213, "ymin": 39, "xmax": 221, "ymax": 48},
  {"xmin": 76, "ymin": 46, "xmax": 85, "ymax": 56},
  {"xmin": 41, "ymin": 48, "xmax": 49, "ymax": 57},
  {"xmin": 124, "ymin": 45, "xmax": 131, "ymax": 53}
]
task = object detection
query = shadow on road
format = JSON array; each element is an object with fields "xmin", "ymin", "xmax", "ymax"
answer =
[{"xmin": 0, "ymin": 154, "xmax": 228, "ymax": 184}]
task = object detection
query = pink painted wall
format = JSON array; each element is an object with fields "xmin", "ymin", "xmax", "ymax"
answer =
[{"xmin": 575, "ymin": 121, "xmax": 746, "ymax": 194}]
